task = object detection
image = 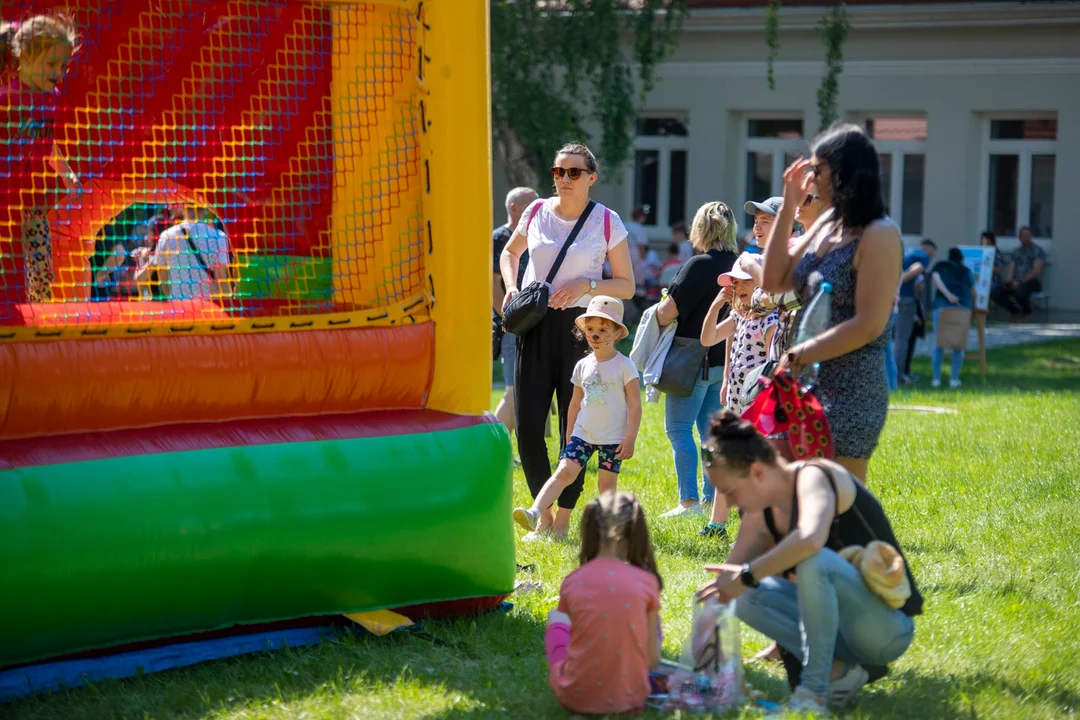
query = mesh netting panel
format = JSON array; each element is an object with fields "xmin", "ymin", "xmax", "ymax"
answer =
[{"xmin": 0, "ymin": 0, "xmax": 425, "ymax": 332}]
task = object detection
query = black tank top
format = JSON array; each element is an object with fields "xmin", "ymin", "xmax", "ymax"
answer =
[{"xmin": 763, "ymin": 461, "xmax": 924, "ymax": 617}]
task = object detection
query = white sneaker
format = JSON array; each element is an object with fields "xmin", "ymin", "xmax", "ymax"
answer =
[
  {"xmin": 660, "ymin": 504, "xmax": 704, "ymax": 519},
  {"xmin": 828, "ymin": 663, "xmax": 869, "ymax": 708},
  {"xmin": 949, "ymin": 378, "xmax": 962, "ymax": 389},
  {"xmin": 930, "ymin": 379, "xmax": 941, "ymax": 388},
  {"xmin": 521, "ymin": 529, "xmax": 550, "ymax": 543},
  {"xmin": 513, "ymin": 507, "xmax": 540, "ymax": 532},
  {"xmin": 769, "ymin": 686, "xmax": 829, "ymax": 717}
]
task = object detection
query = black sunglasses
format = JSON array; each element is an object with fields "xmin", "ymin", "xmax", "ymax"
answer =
[
  {"xmin": 803, "ymin": 194, "xmax": 819, "ymax": 207},
  {"xmin": 700, "ymin": 445, "xmax": 717, "ymax": 468},
  {"xmin": 551, "ymin": 166, "xmax": 592, "ymax": 181}
]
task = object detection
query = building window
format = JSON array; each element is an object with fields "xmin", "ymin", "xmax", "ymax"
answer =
[
  {"xmin": 741, "ymin": 116, "xmax": 806, "ymax": 230},
  {"xmin": 982, "ymin": 116, "xmax": 1056, "ymax": 241},
  {"xmin": 864, "ymin": 116, "xmax": 927, "ymax": 237},
  {"xmin": 630, "ymin": 116, "xmax": 689, "ymax": 234}
]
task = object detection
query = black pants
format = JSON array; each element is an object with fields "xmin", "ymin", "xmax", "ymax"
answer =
[
  {"xmin": 992, "ymin": 278, "xmax": 1041, "ymax": 316},
  {"xmin": 515, "ymin": 307, "xmax": 589, "ymax": 510}
]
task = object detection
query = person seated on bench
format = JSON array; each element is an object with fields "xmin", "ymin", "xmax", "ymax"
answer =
[{"xmin": 991, "ymin": 226, "xmax": 1046, "ymax": 320}]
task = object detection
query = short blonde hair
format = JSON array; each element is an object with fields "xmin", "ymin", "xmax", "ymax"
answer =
[
  {"xmin": 690, "ymin": 202, "xmax": 738, "ymax": 253},
  {"xmin": 0, "ymin": 14, "xmax": 78, "ymax": 75}
]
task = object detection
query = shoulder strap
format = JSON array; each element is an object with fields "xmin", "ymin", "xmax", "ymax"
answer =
[
  {"xmin": 604, "ymin": 207, "xmax": 611, "ymax": 244},
  {"xmin": 181, "ymin": 226, "xmax": 216, "ymax": 282},
  {"xmin": 762, "ymin": 508, "xmax": 784, "ymax": 544},
  {"xmin": 800, "ymin": 459, "xmax": 880, "ymax": 540},
  {"xmin": 525, "ymin": 200, "xmax": 543, "ymax": 233},
  {"xmin": 544, "ymin": 200, "xmax": 596, "ymax": 285}
]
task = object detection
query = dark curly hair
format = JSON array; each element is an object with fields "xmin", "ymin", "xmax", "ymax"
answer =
[
  {"xmin": 811, "ymin": 122, "xmax": 887, "ymax": 229},
  {"xmin": 705, "ymin": 409, "xmax": 777, "ymax": 473}
]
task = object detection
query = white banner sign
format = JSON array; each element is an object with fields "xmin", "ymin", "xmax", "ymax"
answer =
[{"xmin": 958, "ymin": 246, "xmax": 996, "ymax": 312}]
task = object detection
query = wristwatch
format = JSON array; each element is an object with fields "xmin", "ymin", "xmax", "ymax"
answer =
[
  {"xmin": 739, "ymin": 563, "xmax": 759, "ymax": 588},
  {"xmin": 589, "ymin": 279, "xmax": 597, "ymax": 292}
]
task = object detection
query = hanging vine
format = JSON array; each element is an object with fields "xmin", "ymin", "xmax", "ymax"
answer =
[
  {"xmin": 765, "ymin": 0, "xmax": 781, "ymax": 91},
  {"xmin": 490, "ymin": 0, "xmax": 689, "ymax": 187},
  {"xmin": 816, "ymin": 5, "xmax": 850, "ymax": 131},
  {"xmin": 764, "ymin": 2, "xmax": 851, "ymax": 130}
]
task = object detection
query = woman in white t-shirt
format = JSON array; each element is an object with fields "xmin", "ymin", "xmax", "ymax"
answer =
[{"xmin": 499, "ymin": 142, "xmax": 636, "ymax": 541}]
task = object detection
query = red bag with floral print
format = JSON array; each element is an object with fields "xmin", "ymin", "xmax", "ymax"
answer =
[{"xmin": 741, "ymin": 369, "xmax": 834, "ymax": 460}]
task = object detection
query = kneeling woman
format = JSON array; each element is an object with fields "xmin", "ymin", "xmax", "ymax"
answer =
[{"xmin": 698, "ymin": 411, "xmax": 922, "ymax": 714}]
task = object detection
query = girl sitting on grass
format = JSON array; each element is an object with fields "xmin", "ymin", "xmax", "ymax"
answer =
[
  {"xmin": 513, "ymin": 296, "xmax": 641, "ymax": 539},
  {"xmin": 544, "ymin": 491, "xmax": 662, "ymax": 715}
]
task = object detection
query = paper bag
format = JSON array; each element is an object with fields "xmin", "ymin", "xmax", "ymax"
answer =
[{"xmin": 936, "ymin": 307, "xmax": 971, "ymax": 350}]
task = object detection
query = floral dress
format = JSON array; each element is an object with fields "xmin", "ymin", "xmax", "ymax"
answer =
[{"xmin": 726, "ymin": 309, "xmax": 778, "ymax": 415}]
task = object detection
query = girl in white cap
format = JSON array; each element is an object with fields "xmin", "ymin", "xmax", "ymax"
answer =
[
  {"xmin": 513, "ymin": 296, "xmax": 641, "ymax": 535},
  {"xmin": 703, "ymin": 258, "xmax": 778, "ymax": 416}
]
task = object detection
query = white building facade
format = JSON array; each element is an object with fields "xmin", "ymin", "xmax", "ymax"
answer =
[{"xmin": 495, "ymin": 1, "xmax": 1079, "ymax": 311}]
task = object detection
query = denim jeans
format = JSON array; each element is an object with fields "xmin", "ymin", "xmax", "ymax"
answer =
[
  {"xmin": 664, "ymin": 367, "xmax": 724, "ymax": 503},
  {"xmin": 931, "ymin": 308, "xmax": 965, "ymax": 383},
  {"xmin": 884, "ymin": 312, "xmax": 898, "ymax": 392},
  {"xmin": 735, "ymin": 548, "xmax": 915, "ymax": 696},
  {"xmin": 893, "ymin": 297, "xmax": 917, "ymax": 378}
]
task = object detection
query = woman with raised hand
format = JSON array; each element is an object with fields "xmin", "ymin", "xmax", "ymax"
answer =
[{"xmin": 760, "ymin": 124, "xmax": 903, "ymax": 482}]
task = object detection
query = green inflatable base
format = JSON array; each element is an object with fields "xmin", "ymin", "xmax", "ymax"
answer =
[
  {"xmin": 0, "ymin": 414, "xmax": 514, "ymax": 668},
  {"xmin": 235, "ymin": 254, "xmax": 334, "ymax": 302}
]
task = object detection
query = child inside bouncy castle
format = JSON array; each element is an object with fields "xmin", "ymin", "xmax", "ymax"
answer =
[{"xmin": 0, "ymin": 13, "xmax": 82, "ymax": 305}]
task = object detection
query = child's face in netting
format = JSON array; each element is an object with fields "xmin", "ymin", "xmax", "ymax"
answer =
[
  {"xmin": 581, "ymin": 319, "xmax": 616, "ymax": 350},
  {"xmin": 22, "ymin": 42, "xmax": 73, "ymax": 92}
]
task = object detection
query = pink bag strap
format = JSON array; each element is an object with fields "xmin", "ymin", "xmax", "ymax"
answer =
[
  {"xmin": 604, "ymin": 207, "xmax": 611, "ymax": 244},
  {"xmin": 525, "ymin": 199, "xmax": 543, "ymax": 233}
]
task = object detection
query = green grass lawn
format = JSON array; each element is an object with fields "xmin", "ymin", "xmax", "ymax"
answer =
[{"xmin": 7, "ymin": 340, "xmax": 1080, "ymax": 719}]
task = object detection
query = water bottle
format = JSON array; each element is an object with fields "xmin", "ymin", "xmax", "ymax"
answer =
[{"xmin": 793, "ymin": 282, "xmax": 833, "ymax": 389}]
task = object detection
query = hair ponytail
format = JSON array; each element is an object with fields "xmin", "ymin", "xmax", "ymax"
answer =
[
  {"xmin": 625, "ymin": 495, "xmax": 663, "ymax": 590},
  {"xmin": 706, "ymin": 409, "xmax": 777, "ymax": 472},
  {"xmin": 578, "ymin": 491, "xmax": 663, "ymax": 590}
]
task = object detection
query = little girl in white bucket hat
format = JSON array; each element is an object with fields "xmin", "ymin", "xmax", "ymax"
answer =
[{"xmin": 513, "ymin": 296, "xmax": 642, "ymax": 535}]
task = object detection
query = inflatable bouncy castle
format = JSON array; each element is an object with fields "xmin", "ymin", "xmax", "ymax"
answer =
[{"xmin": 0, "ymin": 0, "xmax": 511, "ymax": 674}]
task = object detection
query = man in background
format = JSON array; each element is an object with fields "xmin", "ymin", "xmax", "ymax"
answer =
[
  {"xmin": 894, "ymin": 238, "xmax": 936, "ymax": 384},
  {"xmin": 993, "ymin": 226, "xmax": 1046, "ymax": 321},
  {"xmin": 493, "ymin": 186, "xmax": 539, "ymax": 437}
]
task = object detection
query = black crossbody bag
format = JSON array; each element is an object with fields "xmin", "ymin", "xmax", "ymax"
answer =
[{"xmin": 502, "ymin": 200, "xmax": 596, "ymax": 336}]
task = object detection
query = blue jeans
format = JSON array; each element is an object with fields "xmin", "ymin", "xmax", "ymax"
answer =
[
  {"xmin": 931, "ymin": 308, "xmax": 965, "ymax": 383},
  {"xmin": 884, "ymin": 312, "xmax": 898, "ymax": 392},
  {"xmin": 664, "ymin": 368, "xmax": 724, "ymax": 503},
  {"xmin": 500, "ymin": 330, "xmax": 517, "ymax": 387},
  {"xmin": 735, "ymin": 548, "xmax": 915, "ymax": 695}
]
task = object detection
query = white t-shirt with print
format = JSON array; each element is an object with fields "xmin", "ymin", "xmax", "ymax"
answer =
[
  {"xmin": 570, "ymin": 352, "xmax": 640, "ymax": 445},
  {"xmin": 516, "ymin": 198, "xmax": 628, "ymax": 310}
]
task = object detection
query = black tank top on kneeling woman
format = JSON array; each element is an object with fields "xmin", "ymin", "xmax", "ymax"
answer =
[{"xmin": 763, "ymin": 461, "xmax": 924, "ymax": 617}]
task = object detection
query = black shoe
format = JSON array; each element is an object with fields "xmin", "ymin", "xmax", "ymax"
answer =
[{"xmin": 699, "ymin": 523, "xmax": 727, "ymax": 539}]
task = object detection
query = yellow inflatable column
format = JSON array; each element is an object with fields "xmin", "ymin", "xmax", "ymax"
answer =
[{"xmin": 422, "ymin": 0, "xmax": 492, "ymax": 416}]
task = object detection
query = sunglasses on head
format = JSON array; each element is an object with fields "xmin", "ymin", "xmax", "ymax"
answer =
[
  {"xmin": 700, "ymin": 445, "xmax": 717, "ymax": 468},
  {"xmin": 551, "ymin": 166, "xmax": 592, "ymax": 181}
]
